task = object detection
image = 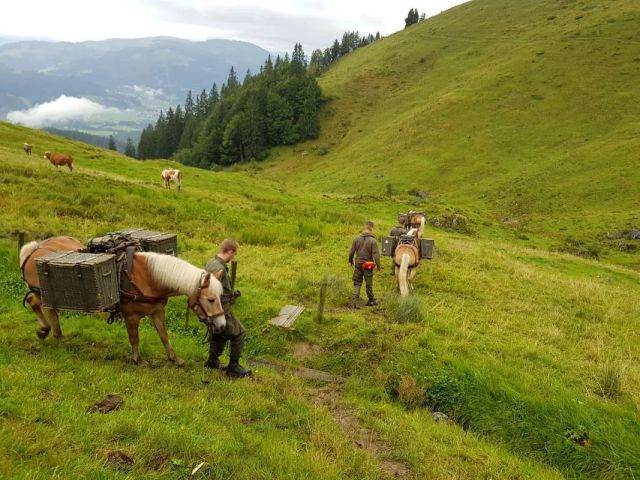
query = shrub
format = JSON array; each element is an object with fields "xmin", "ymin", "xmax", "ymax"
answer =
[
  {"xmin": 558, "ymin": 237, "xmax": 602, "ymax": 259},
  {"xmin": 397, "ymin": 375, "xmax": 426, "ymax": 409},
  {"xmin": 425, "ymin": 374, "xmax": 464, "ymax": 418},
  {"xmin": 316, "ymin": 145, "xmax": 330, "ymax": 156},
  {"xmin": 430, "ymin": 212, "xmax": 472, "ymax": 234}
]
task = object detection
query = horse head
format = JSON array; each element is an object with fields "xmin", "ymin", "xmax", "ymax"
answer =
[{"xmin": 189, "ymin": 272, "xmax": 226, "ymax": 330}]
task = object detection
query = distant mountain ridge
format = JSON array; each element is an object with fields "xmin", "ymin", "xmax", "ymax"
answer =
[{"xmin": 0, "ymin": 37, "xmax": 270, "ymax": 131}]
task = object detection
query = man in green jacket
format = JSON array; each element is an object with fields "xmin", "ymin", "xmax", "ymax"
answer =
[
  {"xmin": 348, "ymin": 221, "xmax": 381, "ymax": 308},
  {"xmin": 204, "ymin": 239, "xmax": 251, "ymax": 378}
]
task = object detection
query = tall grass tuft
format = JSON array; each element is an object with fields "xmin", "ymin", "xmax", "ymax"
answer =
[
  {"xmin": 594, "ymin": 361, "xmax": 624, "ymax": 399},
  {"xmin": 388, "ymin": 296, "xmax": 424, "ymax": 323},
  {"xmin": 239, "ymin": 225, "xmax": 283, "ymax": 246}
]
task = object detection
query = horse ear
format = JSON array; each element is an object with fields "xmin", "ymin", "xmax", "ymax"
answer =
[
  {"xmin": 212, "ymin": 270, "xmax": 223, "ymax": 280},
  {"xmin": 201, "ymin": 274, "xmax": 211, "ymax": 288}
]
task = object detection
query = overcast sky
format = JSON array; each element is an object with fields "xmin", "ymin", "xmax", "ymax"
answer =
[{"xmin": 0, "ymin": 0, "xmax": 468, "ymax": 52}]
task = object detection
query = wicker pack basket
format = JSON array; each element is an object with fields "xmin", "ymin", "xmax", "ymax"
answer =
[
  {"xmin": 117, "ymin": 228, "xmax": 178, "ymax": 256},
  {"xmin": 88, "ymin": 228, "xmax": 178, "ymax": 256},
  {"xmin": 36, "ymin": 252, "xmax": 119, "ymax": 312}
]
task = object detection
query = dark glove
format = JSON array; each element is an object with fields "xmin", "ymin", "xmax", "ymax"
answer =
[{"xmin": 232, "ymin": 290, "xmax": 241, "ymax": 298}]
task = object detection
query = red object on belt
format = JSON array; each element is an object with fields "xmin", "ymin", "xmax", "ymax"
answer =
[{"xmin": 362, "ymin": 261, "xmax": 376, "ymax": 270}]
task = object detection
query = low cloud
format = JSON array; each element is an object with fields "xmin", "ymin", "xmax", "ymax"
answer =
[
  {"xmin": 6, "ymin": 95, "xmax": 117, "ymax": 127},
  {"xmin": 129, "ymin": 85, "xmax": 164, "ymax": 100}
]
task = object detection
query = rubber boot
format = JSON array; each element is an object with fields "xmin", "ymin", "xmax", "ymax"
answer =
[
  {"xmin": 226, "ymin": 332, "xmax": 251, "ymax": 378},
  {"xmin": 205, "ymin": 336, "xmax": 226, "ymax": 370},
  {"xmin": 226, "ymin": 361, "xmax": 252, "ymax": 378},
  {"xmin": 350, "ymin": 285, "xmax": 361, "ymax": 309},
  {"xmin": 366, "ymin": 298, "xmax": 380, "ymax": 306}
]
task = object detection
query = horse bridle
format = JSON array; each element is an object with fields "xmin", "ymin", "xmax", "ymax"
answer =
[{"xmin": 189, "ymin": 272, "xmax": 223, "ymax": 327}]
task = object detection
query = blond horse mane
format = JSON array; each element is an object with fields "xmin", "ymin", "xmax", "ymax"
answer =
[
  {"xmin": 19, "ymin": 241, "xmax": 39, "ymax": 268},
  {"xmin": 139, "ymin": 252, "xmax": 222, "ymax": 297}
]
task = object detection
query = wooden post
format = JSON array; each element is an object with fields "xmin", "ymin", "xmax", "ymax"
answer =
[
  {"xmin": 18, "ymin": 231, "xmax": 25, "ymax": 251},
  {"xmin": 316, "ymin": 276, "xmax": 328, "ymax": 323}
]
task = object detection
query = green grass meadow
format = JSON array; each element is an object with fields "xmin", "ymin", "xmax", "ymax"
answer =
[{"xmin": 2, "ymin": 0, "xmax": 640, "ymax": 478}]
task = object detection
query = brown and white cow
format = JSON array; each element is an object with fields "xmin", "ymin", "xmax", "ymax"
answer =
[
  {"xmin": 23, "ymin": 143, "xmax": 33, "ymax": 156},
  {"xmin": 161, "ymin": 168, "xmax": 181, "ymax": 191},
  {"xmin": 44, "ymin": 151, "xmax": 73, "ymax": 171}
]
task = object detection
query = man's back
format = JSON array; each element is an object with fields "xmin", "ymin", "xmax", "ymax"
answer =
[{"xmin": 349, "ymin": 232, "xmax": 380, "ymax": 266}]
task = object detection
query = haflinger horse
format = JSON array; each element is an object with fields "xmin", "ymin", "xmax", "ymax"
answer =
[
  {"xmin": 394, "ymin": 213, "xmax": 426, "ymax": 296},
  {"xmin": 20, "ymin": 236, "xmax": 226, "ymax": 366},
  {"xmin": 23, "ymin": 143, "xmax": 33, "ymax": 156},
  {"xmin": 161, "ymin": 168, "xmax": 181, "ymax": 191}
]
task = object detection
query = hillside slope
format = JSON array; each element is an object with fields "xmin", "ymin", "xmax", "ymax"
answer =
[
  {"xmin": 1, "ymin": 119, "xmax": 639, "ymax": 479},
  {"xmin": 265, "ymin": 0, "xmax": 640, "ymax": 261}
]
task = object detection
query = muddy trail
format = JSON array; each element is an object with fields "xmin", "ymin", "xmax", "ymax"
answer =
[{"xmin": 249, "ymin": 358, "xmax": 415, "ymax": 479}]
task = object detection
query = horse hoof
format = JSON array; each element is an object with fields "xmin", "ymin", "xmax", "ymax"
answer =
[
  {"xmin": 171, "ymin": 357, "xmax": 186, "ymax": 367},
  {"xmin": 37, "ymin": 328, "xmax": 50, "ymax": 339},
  {"xmin": 131, "ymin": 357, "xmax": 148, "ymax": 366}
]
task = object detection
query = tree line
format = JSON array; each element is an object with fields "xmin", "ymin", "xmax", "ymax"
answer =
[
  {"xmin": 136, "ymin": 30, "xmax": 384, "ymax": 167},
  {"xmin": 136, "ymin": 43, "xmax": 325, "ymax": 168},
  {"xmin": 107, "ymin": 134, "xmax": 136, "ymax": 158},
  {"xmin": 308, "ymin": 30, "xmax": 382, "ymax": 76},
  {"xmin": 405, "ymin": 8, "xmax": 427, "ymax": 28}
]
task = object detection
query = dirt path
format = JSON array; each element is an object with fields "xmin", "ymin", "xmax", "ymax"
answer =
[{"xmin": 249, "ymin": 358, "xmax": 415, "ymax": 479}]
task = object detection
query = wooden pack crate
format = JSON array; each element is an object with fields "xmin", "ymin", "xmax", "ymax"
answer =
[
  {"xmin": 36, "ymin": 252, "xmax": 119, "ymax": 312},
  {"xmin": 420, "ymin": 238, "xmax": 435, "ymax": 259},
  {"xmin": 381, "ymin": 236, "xmax": 397, "ymax": 256}
]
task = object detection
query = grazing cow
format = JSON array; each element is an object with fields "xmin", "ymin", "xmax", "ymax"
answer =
[
  {"xmin": 44, "ymin": 151, "xmax": 73, "ymax": 171},
  {"xmin": 161, "ymin": 168, "xmax": 181, "ymax": 191},
  {"xmin": 23, "ymin": 143, "xmax": 33, "ymax": 156}
]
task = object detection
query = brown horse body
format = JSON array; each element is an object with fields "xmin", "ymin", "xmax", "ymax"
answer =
[
  {"xmin": 20, "ymin": 236, "xmax": 225, "ymax": 365},
  {"xmin": 393, "ymin": 213, "xmax": 426, "ymax": 296}
]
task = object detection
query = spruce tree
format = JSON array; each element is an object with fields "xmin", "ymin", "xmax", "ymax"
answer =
[
  {"xmin": 225, "ymin": 66, "xmax": 240, "ymax": 96},
  {"xmin": 124, "ymin": 138, "xmax": 136, "ymax": 158},
  {"xmin": 291, "ymin": 43, "xmax": 307, "ymax": 75},
  {"xmin": 405, "ymin": 8, "xmax": 419, "ymax": 28},
  {"xmin": 108, "ymin": 135, "xmax": 117, "ymax": 151},
  {"xmin": 184, "ymin": 90, "xmax": 195, "ymax": 116}
]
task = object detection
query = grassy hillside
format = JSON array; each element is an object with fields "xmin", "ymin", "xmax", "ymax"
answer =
[
  {"xmin": 264, "ymin": 0, "xmax": 640, "ymax": 267},
  {"xmin": 1, "ymin": 1, "xmax": 640, "ymax": 478},
  {"xmin": 1, "ymin": 117, "xmax": 639, "ymax": 479}
]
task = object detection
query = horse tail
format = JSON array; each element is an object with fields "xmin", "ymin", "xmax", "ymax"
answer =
[
  {"xmin": 398, "ymin": 252, "xmax": 410, "ymax": 297},
  {"xmin": 19, "ymin": 241, "xmax": 38, "ymax": 269}
]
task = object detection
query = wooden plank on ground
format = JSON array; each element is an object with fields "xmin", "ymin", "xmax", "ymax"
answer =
[{"xmin": 269, "ymin": 305, "xmax": 305, "ymax": 328}]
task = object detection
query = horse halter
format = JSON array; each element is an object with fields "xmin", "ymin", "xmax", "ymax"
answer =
[{"xmin": 189, "ymin": 272, "xmax": 224, "ymax": 327}]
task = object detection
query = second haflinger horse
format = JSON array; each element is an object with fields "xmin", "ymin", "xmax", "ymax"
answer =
[
  {"xmin": 381, "ymin": 211, "xmax": 433, "ymax": 296},
  {"xmin": 394, "ymin": 213, "xmax": 425, "ymax": 296},
  {"xmin": 20, "ymin": 236, "xmax": 225, "ymax": 366}
]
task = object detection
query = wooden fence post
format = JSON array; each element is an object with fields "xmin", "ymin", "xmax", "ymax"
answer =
[
  {"xmin": 316, "ymin": 276, "xmax": 328, "ymax": 323},
  {"xmin": 18, "ymin": 231, "xmax": 25, "ymax": 252}
]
